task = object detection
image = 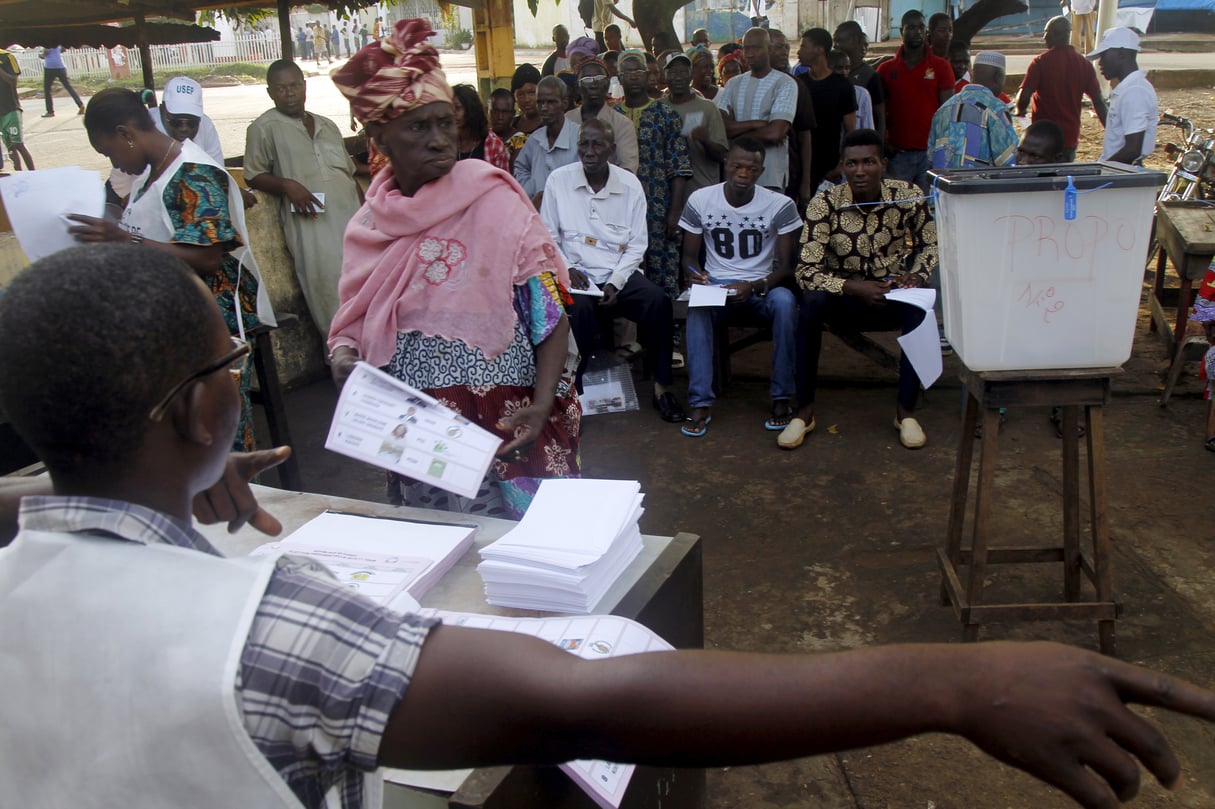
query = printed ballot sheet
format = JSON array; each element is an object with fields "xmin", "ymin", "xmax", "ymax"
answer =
[
  {"xmin": 326, "ymin": 362, "xmax": 502, "ymax": 498},
  {"xmin": 0, "ymin": 167, "xmax": 105, "ymax": 262},
  {"xmin": 248, "ymin": 510, "xmax": 476, "ymax": 608},
  {"xmin": 382, "ymin": 612, "xmax": 672, "ymax": 809}
]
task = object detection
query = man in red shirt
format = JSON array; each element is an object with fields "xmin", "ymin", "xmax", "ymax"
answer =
[
  {"xmin": 876, "ymin": 10, "xmax": 954, "ymax": 190},
  {"xmin": 1015, "ymin": 15, "xmax": 1107, "ymax": 162}
]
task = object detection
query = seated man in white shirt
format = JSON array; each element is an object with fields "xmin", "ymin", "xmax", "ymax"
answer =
[
  {"xmin": 540, "ymin": 119, "xmax": 686, "ymax": 423},
  {"xmin": 679, "ymin": 137, "xmax": 802, "ymax": 437},
  {"xmin": 513, "ymin": 75, "xmax": 579, "ymax": 208}
]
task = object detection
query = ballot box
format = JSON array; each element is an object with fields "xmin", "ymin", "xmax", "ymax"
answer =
[{"xmin": 930, "ymin": 162, "xmax": 1162, "ymax": 371}]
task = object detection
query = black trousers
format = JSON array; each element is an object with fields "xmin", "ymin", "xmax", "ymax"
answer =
[
  {"xmin": 796, "ymin": 290, "xmax": 925, "ymax": 412},
  {"xmin": 43, "ymin": 68, "xmax": 83, "ymax": 113},
  {"xmin": 568, "ymin": 273, "xmax": 674, "ymax": 389}
]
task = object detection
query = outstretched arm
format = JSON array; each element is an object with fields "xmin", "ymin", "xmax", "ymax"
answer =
[{"xmin": 383, "ymin": 630, "xmax": 1215, "ymax": 808}]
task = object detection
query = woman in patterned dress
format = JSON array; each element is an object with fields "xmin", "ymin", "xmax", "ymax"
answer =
[
  {"xmin": 329, "ymin": 20, "xmax": 581, "ymax": 519},
  {"xmin": 70, "ymin": 88, "xmax": 272, "ymax": 452}
]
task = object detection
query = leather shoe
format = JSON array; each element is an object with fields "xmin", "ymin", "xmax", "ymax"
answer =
[{"xmin": 652, "ymin": 392, "xmax": 687, "ymax": 423}]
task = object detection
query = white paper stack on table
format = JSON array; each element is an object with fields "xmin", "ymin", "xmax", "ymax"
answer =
[
  {"xmin": 477, "ymin": 479, "xmax": 644, "ymax": 613},
  {"xmin": 249, "ymin": 510, "xmax": 476, "ymax": 613}
]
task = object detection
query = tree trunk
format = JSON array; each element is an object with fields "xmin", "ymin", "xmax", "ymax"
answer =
[
  {"xmin": 634, "ymin": 0, "xmax": 689, "ymax": 52},
  {"xmin": 952, "ymin": 0, "xmax": 1029, "ymax": 44}
]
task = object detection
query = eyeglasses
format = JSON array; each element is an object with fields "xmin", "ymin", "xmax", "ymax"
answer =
[
  {"xmin": 578, "ymin": 75, "xmax": 608, "ymax": 86},
  {"xmin": 148, "ymin": 335, "xmax": 251, "ymax": 422}
]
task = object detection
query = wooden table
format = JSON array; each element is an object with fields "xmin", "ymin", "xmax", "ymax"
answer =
[
  {"xmin": 202, "ymin": 485, "xmax": 706, "ymax": 809},
  {"xmin": 938, "ymin": 368, "xmax": 1121, "ymax": 655},
  {"xmin": 1149, "ymin": 202, "xmax": 1215, "ymax": 351}
]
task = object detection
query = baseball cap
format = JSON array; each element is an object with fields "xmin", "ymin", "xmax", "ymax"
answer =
[
  {"xmin": 618, "ymin": 48, "xmax": 648, "ymax": 69},
  {"xmin": 162, "ymin": 76, "xmax": 203, "ymax": 117},
  {"xmin": 1086, "ymin": 27, "xmax": 1140, "ymax": 59},
  {"xmin": 663, "ymin": 51, "xmax": 692, "ymax": 71}
]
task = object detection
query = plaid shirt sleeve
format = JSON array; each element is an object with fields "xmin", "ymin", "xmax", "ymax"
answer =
[{"xmin": 237, "ymin": 554, "xmax": 438, "ymax": 809}]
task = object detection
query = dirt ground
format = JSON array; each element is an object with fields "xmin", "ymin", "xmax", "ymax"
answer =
[{"xmin": 1077, "ymin": 87, "xmax": 1215, "ymax": 168}]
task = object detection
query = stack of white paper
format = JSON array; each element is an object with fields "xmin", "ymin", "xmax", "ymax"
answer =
[
  {"xmin": 249, "ymin": 510, "xmax": 476, "ymax": 612},
  {"xmin": 477, "ymin": 479, "xmax": 644, "ymax": 612}
]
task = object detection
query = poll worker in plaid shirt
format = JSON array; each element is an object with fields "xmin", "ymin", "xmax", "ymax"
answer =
[{"xmin": 4, "ymin": 245, "xmax": 1215, "ymax": 809}]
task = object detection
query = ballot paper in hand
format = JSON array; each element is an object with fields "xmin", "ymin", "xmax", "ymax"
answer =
[
  {"xmin": 0, "ymin": 167, "xmax": 104, "ymax": 262},
  {"xmin": 383, "ymin": 612, "xmax": 672, "ymax": 809},
  {"xmin": 326, "ymin": 362, "xmax": 502, "ymax": 498},
  {"xmin": 884, "ymin": 287, "xmax": 942, "ymax": 389},
  {"xmin": 686, "ymin": 284, "xmax": 733, "ymax": 307},
  {"xmin": 568, "ymin": 277, "xmax": 605, "ymax": 297}
]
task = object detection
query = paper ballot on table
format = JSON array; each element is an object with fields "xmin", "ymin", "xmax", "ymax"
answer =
[
  {"xmin": 248, "ymin": 510, "xmax": 475, "ymax": 608},
  {"xmin": 688, "ymin": 284, "xmax": 730, "ymax": 307},
  {"xmin": 0, "ymin": 167, "xmax": 104, "ymax": 262},
  {"xmin": 326, "ymin": 362, "xmax": 502, "ymax": 499},
  {"xmin": 885, "ymin": 287, "xmax": 942, "ymax": 389},
  {"xmin": 478, "ymin": 479, "xmax": 646, "ymax": 613},
  {"xmin": 484, "ymin": 479, "xmax": 642, "ymax": 564},
  {"xmin": 383, "ymin": 611, "xmax": 672, "ymax": 809}
]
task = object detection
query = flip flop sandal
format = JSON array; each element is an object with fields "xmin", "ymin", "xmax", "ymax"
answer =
[
  {"xmin": 681, "ymin": 416, "xmax": 711, "ymax": 438},
  {"xmin": 777, "ymin": 417, "xmax": 815, "ymax": 450},
  {"xmin": 764, "ymin": 402, "xmax": 794, "ymax": 431}
]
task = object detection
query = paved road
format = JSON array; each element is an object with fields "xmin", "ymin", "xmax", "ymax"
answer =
[{"xmin": 22, "ymin": 50, "xmax": 485, "ymax": 173}]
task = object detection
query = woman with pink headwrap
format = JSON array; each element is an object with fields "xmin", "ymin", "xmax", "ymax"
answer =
[{"xmin": 329, "ymin": 19, "xmax": 581, "ymax": 518}]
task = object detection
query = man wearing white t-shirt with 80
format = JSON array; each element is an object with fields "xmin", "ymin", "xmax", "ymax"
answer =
[
  {"xmin": 679, "ymin": 137, "xmax": 802, "ymax": 438},
  {"xmin": 714, "ymin": 27, "xmax": 800, "ymax": 193},
  {"xmin": 1088, "ymin": 27, "xmax": 1157, "ymax": 165}
]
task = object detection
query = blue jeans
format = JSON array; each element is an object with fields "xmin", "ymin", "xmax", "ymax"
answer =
[
  {"xmin": 886, "ymin": 149, "xmax": 930, "ymax": 193},
  {"xmin": 686, "ymin": 285, "xmax": 797, "ymax": 409}
]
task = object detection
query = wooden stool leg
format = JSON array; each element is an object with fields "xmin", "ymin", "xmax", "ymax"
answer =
[
  {"xmin": 942, "ymin": 391, "xmax": 979, "ymax": 606},
  {"xmin": 1061, "ymin": 405, "xmax": 1081, "ymax": 601},
  {"xmin": 1149, "ymin": 239, "xmax": 1167, "ymax": 334},
  {"xmin": 963, "ymin": 406, "xmax": 1002, "ymax": 642},
  {"xmin": 1159, "ymin": 338, "xmax": 1192, "ymax": 407},
  {"xmin": 251, "ymin": 331, "xmax": 304, "ymax": 492},
  {"xmin": 1174, "ymin": 279, "xmax": 1193, "ymax": 346},
  {"xmin": 1086, "ymin": 406, "xmax": 1116, "ymax": 656}
]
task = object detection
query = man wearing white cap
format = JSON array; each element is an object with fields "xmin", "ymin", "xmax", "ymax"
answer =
[
  {"xmin": 928, "ymin": 51, "xmax": 1017, "ymax": 169},
  {"xmin": 154, "ymin": 76, "xmax": 224, "ymax": 166},
  {"xmin": 1088, "ymin": 27, "xmax": 1157, "ymax": 165}
]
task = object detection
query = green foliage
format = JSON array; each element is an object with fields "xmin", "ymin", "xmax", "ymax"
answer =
[
  {"xmin": 527, "ymin": 0, "xmax": 561, "ymax": 16},
  {"xmin": 443, "ymin": 28, "xmax": 473, "ymax": 50}
]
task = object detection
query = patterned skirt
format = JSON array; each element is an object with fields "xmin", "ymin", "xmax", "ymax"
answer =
[{"xmin": 384, "ymin": 324, "xmax": 581, "ymax": 519}]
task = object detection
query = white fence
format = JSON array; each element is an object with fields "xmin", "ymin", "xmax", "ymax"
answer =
[{"xmin": 11, "ymin": 34, "xmax": 283, "ymax": 82}]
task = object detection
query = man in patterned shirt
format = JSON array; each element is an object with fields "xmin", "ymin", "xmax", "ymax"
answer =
[
  {"xmin": 928, "ymin": 51, "xmax": 1018, "ymax": 170},
  {"xmin": 784, "ymin": 128, "xmax": 935, "ymax": 450},
  {"xmin": 5, "ymin": 244, "xmax": 1215, "ymax": 809}
]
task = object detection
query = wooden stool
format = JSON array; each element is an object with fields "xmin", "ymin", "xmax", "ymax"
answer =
[
  {"xmin": 248, "ymin": 318, "xmax": 303, "ymax": 491},
  {"xmin": 938, "ymin": 368, "xmax": 1121, "ymax": 655}
]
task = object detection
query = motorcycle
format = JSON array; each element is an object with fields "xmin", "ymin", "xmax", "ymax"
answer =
[{"xmin": 1157, "ymin": 110, "xmax": 1215, "ymax": 203}]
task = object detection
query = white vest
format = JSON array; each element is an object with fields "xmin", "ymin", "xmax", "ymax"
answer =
[
  {"xmin": 123, "ymin": 139, "xmax": 277, "ymax": 332},
  {"xmin": 0, "ymin": 529, "xmax": 380, "ymax": 808}
]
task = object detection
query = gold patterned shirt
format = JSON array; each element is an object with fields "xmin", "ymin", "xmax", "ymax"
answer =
[{"xmin": 796, "ymin": 178, "xmax": 937, "ymax": 295}]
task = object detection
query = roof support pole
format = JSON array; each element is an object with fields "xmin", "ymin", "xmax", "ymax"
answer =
[
  {"xmin": 278, "ymin": 0, "xmax": 294, "ymax": 60},
  {"xmin": 134, "ymin": 12, "xmax": 154, "ymax": 90}
]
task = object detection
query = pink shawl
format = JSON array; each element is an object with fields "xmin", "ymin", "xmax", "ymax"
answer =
[{"xmin": 329, "ymin": 159, "xmax": 570, "ymax": 367}]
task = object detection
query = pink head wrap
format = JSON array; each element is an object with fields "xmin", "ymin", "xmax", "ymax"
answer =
[{"xmin": 332, "ymin": 18, "xmax": 454, "ymax": 125}]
